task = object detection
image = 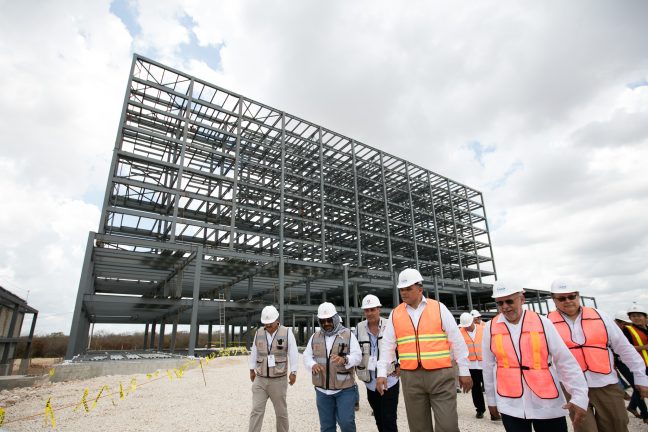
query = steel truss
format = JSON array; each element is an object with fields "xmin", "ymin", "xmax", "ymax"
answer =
[{"xmin": 67, "ymin": 54, "xmax": 500, "ymax": 358}]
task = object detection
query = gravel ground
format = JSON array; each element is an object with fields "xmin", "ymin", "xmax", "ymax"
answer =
[{"xmin": 0, "ymin": 355, "xmax": 645, "ymax": 431}]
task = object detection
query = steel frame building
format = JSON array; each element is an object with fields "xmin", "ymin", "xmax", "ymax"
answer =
[{"xmin": 67, "ymin": 54, "xmax": 499, "ymax": 358}]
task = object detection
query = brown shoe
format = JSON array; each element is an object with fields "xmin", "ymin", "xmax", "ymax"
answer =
[
  {"xmin": 623, "ymin": 392, "xmax": 631, "ymax": 401},
  {"xmin": 627, "ymin": 407, "xmax": 641, "ymax": 418}
]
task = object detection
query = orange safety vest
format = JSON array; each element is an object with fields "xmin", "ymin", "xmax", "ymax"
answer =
[
  {"xmin": 626, "ymin": 324, "xmax": 648, "ymax": 366},
  {"xmin": 392, "ymin": 299, "xmax": 452, "ymax": 370},
  {"xmin": 461, "ymin": 325, "xmax": 484, "ymax": 361},
  {"xmin": 547, "ymin": 307, "xmax": 611, "ymax": 374},
  {"xmin": 490, "ymin": 310, "xmax": 559, "ymax": 399}
]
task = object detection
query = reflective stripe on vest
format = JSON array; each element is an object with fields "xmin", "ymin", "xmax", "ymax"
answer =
[
  {"xmin": 490, "ymin": 311, "xmax": 559, "ymax": 399},
  {"xmin": 626, "ymin": 325, "xmax": 648, "ymax": 366},
  {"xmin": 460, "ymin": 325, "xmax": 483, "ymax": 361},
  {"xmin": 392, "ymin": 299, "xmax": 452, "ymax": 370},
  {"xmin": 547, "ymin": 307, "xmax": 611, "ymax": 374}
]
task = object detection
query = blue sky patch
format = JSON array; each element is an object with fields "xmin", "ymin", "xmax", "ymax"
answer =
[
  {"xmin": 467, "ymin": 140, "xmax": 496, "ymax": 166},
  {"xmin": 110, "ymin": 0, "xmax": 140, "ymax": 38},
  {"xmin": 489, "ymin": 160, "xmax": 523, "ymax": 190},
  {"xmin": 626, "ymin": 79, "xmax": 648, "ymax": 90},
  {"xmin": 177, "ymin": 13, "xmax": 222, "ymax": 70}
]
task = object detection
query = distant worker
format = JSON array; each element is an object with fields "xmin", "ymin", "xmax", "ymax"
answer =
[
  {"xmin": 482, "ymin": 281, "xmax": 589, "ymax": 432},
  {"xmin": 356, "ymin": 294, "xmax": 400, "ymax": 432},
  {"xmin": 612, "ymin": 311, "xmax": 634, "ymax": 398},
  {"xmin": 458, "ymin": 312, "xmax": 486, "ymax": 419},
  {"xmin": 248, "ymin": 305, "xmax": 298, "ymax": 432},
  {"xmin": 471, "ymin": 310, "xmax": 485, "ymax": 327},
  {"xmin": 377, "ymin": 268, "xmax": 472, "ymax": 432},
  {"xmin": 623, "ymin": 303, "xmax": 648, "ymax": 424},
  {"xmin": 548, "ymin": 279, "xmax": 648, "ymax": 431},
  {"xmin": 304, "ymin": 302, "xmax": 362, "ymax": 432}
]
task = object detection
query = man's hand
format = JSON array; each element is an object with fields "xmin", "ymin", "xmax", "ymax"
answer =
[
  {"xmin": 375, "ymin": 377, "xmax": 388, "ymax": 396},
  {"xmin": 636, "ymin": 384, "xmax": 648, "ymax": 399},
  {"xmin": 458, "ymin": 376, "xmax": 473, "ymax": 393},
  {"xmin": 388, "ymin": 365, "xmax": 400, "ymax": 378},
  {"xmin": 488, "ymin": 406, "xmax": 500, "ymax": 420},
  {"xmin": 249, "ymin": 370, "xmax": 256, "ymax": 382},
  {"xmin": 289, "ymin": 372, "xmax": 296, "ymax": 386},
  {"xmin": 563, "ymin": 402, "xmax": 587, "ymax": 428},
  {"xmin": 330, "ymin": 354, "xmax": 346, "ymax": 366},
  {"xmin": 311, "ymin": 364, "xmax": 325, "ymax": 375}
]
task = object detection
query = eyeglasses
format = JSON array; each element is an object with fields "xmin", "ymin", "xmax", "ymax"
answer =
[
  {"xmin": 496, "ymin": 299, "xmax": 517, "ymax": 307},
  {"xmin": 319, "ymin": 318, "xmax": 333, "ymax": 324},
  {"xmin": 553, "ymin": 294, "xmax": 578, "ymax": 302}
]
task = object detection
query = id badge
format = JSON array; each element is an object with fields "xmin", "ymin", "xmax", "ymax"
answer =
[
  {"xmin": 267, "ymin": 354, "xmax": 276, "ymax": 367},
  {"xmin": 368, "ymin": 356, "xmax": 377, "ymax": 371}
]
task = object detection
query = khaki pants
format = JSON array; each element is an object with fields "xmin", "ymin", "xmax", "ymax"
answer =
[
  {"xmin": 564, "ymin": 383, "xmax": 629, "ymax": 432},
  {"xmin": 401, "ymin": 367, "xmax": 459, "ymax": 432},
  {"xmin": 248, "ymin": 376, "xmax": 289, "ymax": 432}
]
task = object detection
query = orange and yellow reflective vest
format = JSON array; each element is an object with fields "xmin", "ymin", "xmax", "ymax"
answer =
[
  {"xmin": 547, "ymin": 307, "xmax": 611, "ymax": 374},
  {"xmin": 460, "ymin": 325, "xmax": 484, "ymax": 361},
  {"xmin": 490, "ymin": 310, "xmax": 559, "ymax": 399},
  {"xmin": 626, "ymin": 324, "xmax": 648, "ymax": 366},
  {"xmin": 392, "ymin": 299, "xmax": 452, "ymax": 370}
]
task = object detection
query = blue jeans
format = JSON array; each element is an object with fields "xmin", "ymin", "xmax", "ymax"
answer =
[{"xmin": 315, "ymin": 386, "xmax": 358, "ymax": 432}]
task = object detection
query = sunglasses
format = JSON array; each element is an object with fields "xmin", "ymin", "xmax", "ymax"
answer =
[
  {"xmin": 319, "ymin": 318, "xmax": 333, "ymax": 324},
  {"xmin": 553, "ymin": 294, "xmax": 578, "ymax": 302},
  {"xmin": 496, "ymin": 299, "xmax": 517, "ymax": 307}
]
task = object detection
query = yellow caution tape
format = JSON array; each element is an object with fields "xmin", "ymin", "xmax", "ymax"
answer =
[
  {"xmin": 49, "ymin": 368, "xmax": 55, "ymax": 377},
  {"xmin": 119, "ymin": 383, "xmax": 124, "ymax": 400},
  {"xmin": 44, "ymin": 397, "xmax": 56, "ymax": 428},
  {"xmin": 166, "ymin": 370, "xmax": 173, "ymax": 381},
  {"xmin": 174, "ymin": 368, "xmax": 183, "ymax": 378},
  {"xmin": 0, "ymin": 407, "xmax": 5, "ymax": 426},
  {"xmin": 74, "ymin": 388, "xmax": 90, "ymax": 413},
  {"xmin": 130, "ymin": 378, "xmax": 137, "ymax": 392},
  {"xmin": 91, "ymin": 385, "xmax": 109, "ymax": 409}
]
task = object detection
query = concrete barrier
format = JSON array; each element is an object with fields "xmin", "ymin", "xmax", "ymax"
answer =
[{"xmin": 50, "ymin": 358, "xmax": 188, "ymax": 382}]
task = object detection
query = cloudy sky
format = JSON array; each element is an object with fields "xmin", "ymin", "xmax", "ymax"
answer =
[{"xmin": 1, "ymin": 0, "xmax": 647, "ymax": 335}]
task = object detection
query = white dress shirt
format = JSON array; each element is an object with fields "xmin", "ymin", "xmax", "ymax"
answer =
[
  {"xmin": 303, "ymin": 328, "xmax": 362, "ymax": 395},
  {"xmin": 482, "ymin": 311, "xmax": 589, "ymax": 419},
  {"xmin": 465, "ymin": 327, "xmax": 482, "ymax": 370},
  {"xmin": 377, "ymin": 297, "xmax": 470, "ymax": 377},
  {"xmin": 248, "ymin": 326, "xmax": 298, "ymax": 374},
  {"xmin": 556, "ymin": 308, "xmax": 648, "ymax": 387}
]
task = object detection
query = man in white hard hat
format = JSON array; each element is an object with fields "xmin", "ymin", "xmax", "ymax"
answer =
[
  {"xmin": 612, "ymin": 311, "xmax": 634, "ymax": 399},
  {"xmin": 459, "ymin": 312, "xmax": 486, "ymax": 419},
  {"xmin": 482, "ymin": 280, "xmax": 589, "ymax": 432},
  {"xmin": 471, "ymin": 310, "xmax": 485, "ymax": 327},
  {"xmin": 547, "ymin": 279, "xmax": 648, "ymax": 431},
  {"xmin": 248, "ymin": 305, "xmax": 298, "ymax": 432},
  {"xmin": 303, "ymin": 302, "xmax": 362, "ymax": 432},
  {"xmin": 355, "ymin": 294, "xmax": 400, "ymax": 431},
  {"xmin": 376, "ymin": 268, "xmax": 472, "ymax": 432},
  {"xmin": 623, "ymin": 303, "xmax": 648, "ymax": 424}
]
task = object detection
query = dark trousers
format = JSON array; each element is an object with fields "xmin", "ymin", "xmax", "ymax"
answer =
[
  {"xmin": 501, "ymin": 413, "xmax": 567, "ymax": 432},
  {"xmin": 628, "ymin": 366, "xmax": 648, "ymax": 419},
  {"xmin": 469, "ymin": 369, "xmax": 486, "ymax": 414},
  {"xmin": 366, "ymin": 381, "xmax": 399, "ymax": 432}
]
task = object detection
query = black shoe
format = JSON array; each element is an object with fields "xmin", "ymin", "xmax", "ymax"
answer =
[
  {"xmin": 491, "ymin": 415, "xmax": 501, "ymax": 421},
  {"xmin": 476, "ymin": 412, "xmax": 484, "ymax": 419},
  {"xmin": 354, "ymin": 402, "xmax": 359, "ymax": 411}
]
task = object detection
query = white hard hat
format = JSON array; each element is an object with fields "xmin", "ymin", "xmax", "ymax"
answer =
[
  {"xmin": 491, "ymin": 280, "xmax": 523, "ymax": 299},
  {"xmin": 459, "ymin": 312, "xmax": 474, "ymax": 327},
  {"xmin": 397, "ymin": 268, "xmax": 424, "ymax": 289},
  {"xmin": 317, "ymin": 302, "xmax": 337, "ymax": 319},
  {"xmin": 470, "ymin": 310, "xmax": 482, "ymax": 318},
  {"xmin": 361, "ymin": 294, "xmax": 382, "ymax": 309},
  {"xmin": 628, "ymin": 303, "xmax": 647, "ymax": 315},
  {"xmin": 550, "ymin": 279, "xmax": 577, "ymax": 294},
  {"xmin": 261, "ymin": 305, "xmax": 279, "ymax": 324},
  {"xmin": 614, "ymin": 310, "xmax": 632, "ymax": 323}
]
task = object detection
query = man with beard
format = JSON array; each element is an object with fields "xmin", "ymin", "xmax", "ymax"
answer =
[{"xmin": 304, "ymin": 302, "xmax": 362, "ymax": 432}]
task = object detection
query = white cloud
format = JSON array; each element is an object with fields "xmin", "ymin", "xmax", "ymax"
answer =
[{"xmin": 1, "ymin": 0, "xmax": 648, "ymax": 334}]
